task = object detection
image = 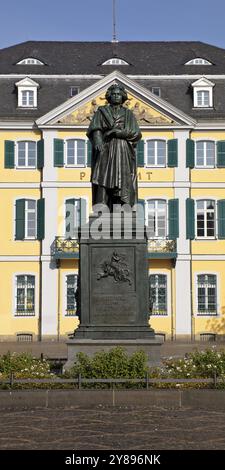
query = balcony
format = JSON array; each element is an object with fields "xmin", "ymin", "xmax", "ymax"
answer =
[
  {"xmin": 53, "ymin": 236, "xmax": 177, "ymax": 261},
  {"xmin": 147, "ymin": 239, "xmax": 177, "ymax": 259},
  {"xmin": 53, "ymin": 237, "xmax": 79, "ymax": 259}
]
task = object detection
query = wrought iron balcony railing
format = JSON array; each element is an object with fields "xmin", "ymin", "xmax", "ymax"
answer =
[
  {"xmin": 148, "ymin": 238, "xmax": 177, "ymax": 258},
  {"xmin": 53, "ymin": 237, "xmax": 79, "ymax": 259},
  {"xmin": 52, "ymin": 237, "xmax": 177, "ymax": 259}
]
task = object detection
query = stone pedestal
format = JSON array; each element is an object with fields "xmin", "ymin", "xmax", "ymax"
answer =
[
  {"xmin": 65, "ymin": 213, "xmax": 162, "ymax": 368},
  {"xmin": 65, "ymin": 339, "xmax": 162, "ymax": 370}
]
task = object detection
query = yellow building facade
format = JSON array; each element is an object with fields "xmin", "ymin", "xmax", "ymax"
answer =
[{"xmin": 1, "ymin": 41, "xmax": 225, "ymax": 342}]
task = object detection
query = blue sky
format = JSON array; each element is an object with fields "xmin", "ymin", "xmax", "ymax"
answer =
[{"xmin": 1, "ymin": 0, "xmax": 225, "ymax": 49}]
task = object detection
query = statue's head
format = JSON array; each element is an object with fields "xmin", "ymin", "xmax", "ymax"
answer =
[{"xmin": 105, "ymin": 83, "xmax": 128, "ymax": 104}]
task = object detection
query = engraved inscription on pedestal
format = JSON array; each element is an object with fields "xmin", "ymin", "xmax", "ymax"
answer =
[{"xmin": 92, "ymin": 294, "xmax": 138, "ymax": 324}]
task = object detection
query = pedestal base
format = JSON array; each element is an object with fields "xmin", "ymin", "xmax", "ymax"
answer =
[{"xmin": 64, "ymin": 338, "xmax": 163, "ymax": 370}]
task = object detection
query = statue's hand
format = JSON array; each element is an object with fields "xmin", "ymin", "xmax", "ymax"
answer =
[
  {"xmin": 113, "ymin": 129, "xmax": 127, "ymax": 138},
  {"xmin": 95, "ymin": 143, "xmax": 104, "ymax": 152}
]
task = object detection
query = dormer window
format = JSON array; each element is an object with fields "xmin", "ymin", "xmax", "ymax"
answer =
[
  {"xmin": 17, "ymin": 58, "xmax": 44, "ymax": 65},
  {"xmin": 185, "ymin": 58, "xmax": 212, "ymax": 65},
  {"xmin": 102, "ymin": 58, "xmax": 129, "ymax": 65},
  {"xmin": 191, "ymin": 77, "xmax": 215, "ymax": 108},
  {"xmin": 15, "ymin": 77, "xmax": 39, "ymax": 108}
]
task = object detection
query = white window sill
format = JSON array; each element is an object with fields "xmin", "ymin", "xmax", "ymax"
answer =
[
  {"xmin": 195, "ymin": 166, "xmax": 216, "ymax": 169},
  {"xmin": 195, "ymin": 237, "xmax": 216, "ymax": 240},
  {"xmin": 15, "ymin": 166, "xmax": 36, "ymax": 170},
  {"xmin": 196, "ymin": 313, "xmax": 218, "ymax": 317},
  {"xmin": 192, "ymin": 106, "xmax": 213, "ymax": 109},
  {"xmin": 145, "ymin": 165, "xmax": 166, "ymax": 168},
  {"xmin": 64, "ymin": 165, "xmax": 87, "ymax": 168}
]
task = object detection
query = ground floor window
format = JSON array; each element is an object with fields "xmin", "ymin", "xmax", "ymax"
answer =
[
  {"xmin": 197, "ymin": 274, "xmax": 217, "ymax": 315},
  {"xmin": 149, "ymin": 274, "xmax": 167, "ymax": 315},
  {"xmin": 66, "ymin": 274, "xmax": 78, "ymax": 316},
  {"xmin": 15, "ymin": 275, "xmax": 35, "ymax": 316}
]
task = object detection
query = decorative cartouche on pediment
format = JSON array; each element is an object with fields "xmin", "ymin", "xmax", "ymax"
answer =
[{"xmin": 57, "ymin": 93, "xmax": 175, "ymax": 126}]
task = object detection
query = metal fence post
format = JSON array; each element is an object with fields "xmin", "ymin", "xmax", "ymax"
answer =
[
  {"xmin": 10, "ymin": 371, "xmax": 14, "ymax": 389},
  {"xmin": 78, "ymin": 373, "xmax": 82, "ymax": 389},
  {"xmin": 146, "ymin": 371, "xmax": 149, "ymax": 390}
]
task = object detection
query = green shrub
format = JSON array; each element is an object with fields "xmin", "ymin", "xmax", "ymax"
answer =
[
  {"xmin": 0, "ymin": 352, "xmax": 53, "ymax": 379},
  {"xmin": 70, "ymin": 347, "xmax": 149, "ymax": 388}
]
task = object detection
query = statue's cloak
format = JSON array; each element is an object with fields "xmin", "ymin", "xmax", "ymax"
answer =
[{"xmin": 87, "ymin": 105, "xmax": 141, "ymax": 205}]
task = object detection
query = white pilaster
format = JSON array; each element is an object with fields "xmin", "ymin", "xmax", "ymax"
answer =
[
  {"xmin": 41, "ymin": 130, "xmax": 58, "ymax": 337},
  {"xmin": 174, "ymin": 130, "xmax": 192, "ymax": 336}
]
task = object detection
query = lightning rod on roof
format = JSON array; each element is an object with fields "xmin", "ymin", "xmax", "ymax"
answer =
[{"xmin": 112, "ymin": 0, "xmax": 118, "ymax": 43}]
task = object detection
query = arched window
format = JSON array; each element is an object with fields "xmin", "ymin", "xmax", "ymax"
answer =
[
  {"xmin": 17, "ymin": 58, "xmax": 44, "ymax": 65},
  {"xmin": 102, "ymin": 58, "xmax": 129, "ymax": 65},
  {"xmin": 185, "ymin": 58, "xmax": 212, "ymax": 65}
]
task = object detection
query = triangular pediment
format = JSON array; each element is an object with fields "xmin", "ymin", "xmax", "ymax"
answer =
[
  {"xmin": 36, "ymin": 71, "xmax": 196, "ymax": 127},
  {"xmin": 191, "ymin": 76, "xmax": 215, "ymax": 88}
]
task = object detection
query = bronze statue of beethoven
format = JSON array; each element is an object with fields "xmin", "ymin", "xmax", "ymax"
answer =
[{"xmin": 87, "ymin": 84, "xmax": 142, "ymax": 211}]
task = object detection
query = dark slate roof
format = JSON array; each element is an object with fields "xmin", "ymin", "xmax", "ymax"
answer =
[
  {"xmin": 1, "ymin": 41, "xmax": 225, "ymax": 120},
  {"xmin": 1, "ymin": 40, "xmax": 225, "ymax": 75}
]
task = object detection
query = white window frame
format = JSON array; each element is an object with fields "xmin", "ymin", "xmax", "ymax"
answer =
[
  {"xmin": 194, "ymin": 272, "xmax": 219, "ymax": 316},
  {"xmin": 13, "ymin": 273, "xmax": 38, "ymax": 317},
  {"xmin": 16, "ymin": 77, "xmax": 39, "ymax": 108},
  {"xmin": 17, "ymin": 58, "xmax": 44, "ymax": 65},
  {"xmin": 25, "ymin": 199, "xmax": 37, "ymax": 239},
  {"xmin": 16, "ymin": 140, "xmax": 37, "ymax": 169},
  {"xmin": 185, "ymin": 58, "xmax": 212, "ymax": 65},
  {"xmin": 102, "ymin": 58, "xmax": 129, "ymax": 65},
  {"xmin": 63, "ymin": 272, "xmax": 79, "ymax": 317},
  {"xmin": 195, "ymin": 199, "xmax": 216, "ymax": 239},
  {"xmin": 145, "ymin": 198, "xmax": 168, "ymax": 238},
  {"xmin": 195, "ymin": 140, "xmax": 216, "ymax": 168},
  {"xmin": 145, "ymin": 139, "xmax": 167, "ymax": 167},
  {"xmin": 65, "ymin": 138, "xmax": 87, "ymax": 167},
  {"xmin": 149, "ymin": 271, "xmax": 171, "ymax": 317}
]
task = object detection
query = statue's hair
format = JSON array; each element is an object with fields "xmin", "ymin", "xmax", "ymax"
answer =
[{"xmin": 105, "ymin": 83, "xmax": 128, "ymax": 104}]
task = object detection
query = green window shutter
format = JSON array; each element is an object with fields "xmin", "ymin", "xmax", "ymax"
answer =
[
  {"xmin": 186, "ymin": 198, "xmax": 195, "ymax": 239},
  {"xmin": 80, "ymin": 198, "xmax": 87, "ymax": 227},
  {"xmin": 186, "ymin": 139, "xmax": 195, "ymax": 168},
  {"xmin": 167, "ymin": 139, "xmax": 178, "ymax": 167},
  {"xmin": 217, "ymin": 141, "xmax": 225, "ymax": 168},
  {"xmin": 54, "ymin": 139, "xmax": 64, "ymax": 167},
  {"xmin": 37, "ymin": 139, "xmax": 44, "ymax": 169},
  {"xmin": 218, "ymin": 199, "xmax": 225, "ymax": 238},
  {"xmin": 37, "ymin": 199, "xmax": 45, "ymax": 240},
  {"xmin": 65, "ymin": 199, "xmax": 75, "ymax": 238},
  {"xmin": 87, "ymin": 140, "xmax": 92, "ymax": 167},
  {"xmin": 137, "ymin": 140, "xmax": 144, "ymax": 167},
  {"xmin": 168, "ymin": 199, "xmax": 179, "ymax": 239},
  {"xmin": 5, "ymin": 141, "xmax": 15, "ymax": 168},
  {"xmin": 15, "ymin": 199, "xmax": 25, "ymax": 240}
]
